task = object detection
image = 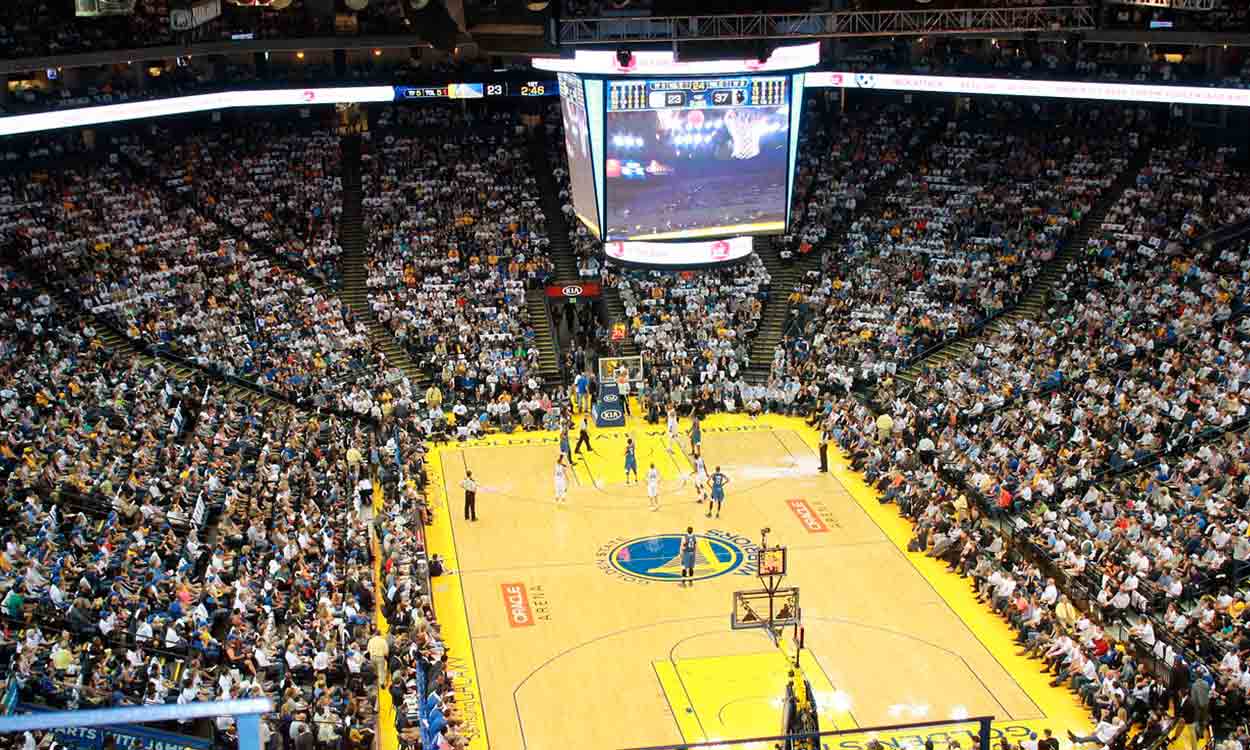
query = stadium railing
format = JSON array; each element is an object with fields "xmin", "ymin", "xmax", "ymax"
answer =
[{"xmin": 0, "ymin": 697, "xmax": 273, "ymax": 750}]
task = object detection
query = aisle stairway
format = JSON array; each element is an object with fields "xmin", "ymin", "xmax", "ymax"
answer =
[
  {"xmin": 525, "ymin": 289, "xmax": 563, "ymax": 383},
  {"xmin": 529, "ymin": 135, "xmax": 581, "ymax": 281},
  {"xmin": 528, "ymin": 132, "xmax": 638, "ymax": 366},
  {"xmin": 744, "ymin": 237, "xmax": 799, "ymax": 382},
  {"xmin": 893, "ymin": 140, "xmax": 1153, "ymax": 388},
  {"xmin": 337, "ymin": 134, "xmax": 427, "ymax": 388}
]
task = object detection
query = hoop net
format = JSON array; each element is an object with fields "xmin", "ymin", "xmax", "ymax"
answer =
[{"xmin": 723, "ymin": 108, "xmax": 766, "ymax": 160}]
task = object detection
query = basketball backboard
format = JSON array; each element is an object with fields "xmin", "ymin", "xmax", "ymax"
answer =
[{"xmin": 731, "ymin": 587, "xmax": 800, "ymax": 631}]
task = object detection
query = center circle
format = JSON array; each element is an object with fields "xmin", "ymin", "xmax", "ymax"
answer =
[{"xmin": 609, "ymin": 534, "xmax": 745, "ymax": 582}]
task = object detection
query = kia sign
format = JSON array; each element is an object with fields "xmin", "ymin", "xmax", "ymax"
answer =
[
  {"xmin": 604, "ymin": 236, "xmax": 754, "ymax": 267},
  {"xmin": 545, "ymin": 282, "xmax": 602, "ymax": 298},
  {"xmin": 806, "ymin": 70, "xmax": 1250, "ymax": 109},
  {"xmin": 595, "ymin": 386, "xmax": 626, "ymax": 427}
]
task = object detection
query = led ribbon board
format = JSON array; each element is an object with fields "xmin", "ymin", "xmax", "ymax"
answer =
[{"xmin": 806, "ymin": 71, "xmax": 1250, "ymax": 107}]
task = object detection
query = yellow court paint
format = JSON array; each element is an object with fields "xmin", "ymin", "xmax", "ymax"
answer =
[
  {"xmin": 656, "ymin": 649, "xmax": 852, "ymax": 746},
  {"xmin": 424, "ymin": 450, "xmax": 491, "ymax": 750},
  {"xmin": 371, "ymin": 479, "xmax": 398, "ymax": 750}
]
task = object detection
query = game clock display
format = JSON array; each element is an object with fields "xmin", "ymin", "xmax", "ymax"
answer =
[
  {"xmin": 394, "ymin": 80, "xmax": 558, "ymax": 100},
  {"xmin": 607, "ymin": 76, "xmax": 788, "ymax": 112}
]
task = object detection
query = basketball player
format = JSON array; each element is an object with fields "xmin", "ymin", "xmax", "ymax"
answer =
[
  {"xmin": 646, "ymin": 463, "xmax": 660, "ymax": 511},
  {"xmin": 554, "ymin": 454, "xmax": 569, "ymax": 505},
  {"xmin": 666, "ymin": 406, "xmax": 680, "ymax": 454},
  {"xmin": 559, "ymin": 424, "xmax": 572, "ymax": 462},
  {"xmin": 707, "ymin": 466, "xmax": 729, "ymax": 519},
  {"xmin": 692, "ymin": 447, "xmax": 708, "ymax": 505},
  {"xmin": 680, "ymin": 526, "xmax": 696, "ymax": 587},
  {"xmin": 624, "ymin": 437, "xmax": 639, "ymax": 484},
  {"xmin": 689, "ymin": 414, "xmax": 702, "ymax": 453}
]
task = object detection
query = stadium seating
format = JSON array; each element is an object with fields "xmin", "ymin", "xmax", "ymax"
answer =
[
  {"xmin": 361, "ymin": 110, "xmax": 562, "ymax": 436},
  {"xmin": 1, "ymin": 141, "xmax": 391, "ymax": 415}
]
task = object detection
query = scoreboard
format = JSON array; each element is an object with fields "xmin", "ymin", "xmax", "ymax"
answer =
[
  {"xmin": 607, "ymin": 76, "xmax": 788, "ymax": 112},
  {"xmin": 395, "ymin": 80, "xmax": 558, "ymax": 101}
]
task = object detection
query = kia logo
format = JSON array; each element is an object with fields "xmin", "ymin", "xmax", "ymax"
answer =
[
  {"xmin": 601, "ymin": 410, "xmax": 623, "ymax": 421},
  {"xmin": 562, "ymin": 285, "xmax": 583, "ymax": 297},
  {"xmin": 601, "ymin": 395, "xmax": 619, "ymax": 404}
]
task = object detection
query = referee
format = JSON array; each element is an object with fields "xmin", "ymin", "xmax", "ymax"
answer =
[
  {"xmin": 574, "ymin": 416, "xmax": 594, "ymax": 454},
  {"xmin": 818, "ymin": 427, "xmax": 830, "ymax": 473},
  {"xmin": 461, "ymin": 471, "xmax": 478, "ymax": 521}
]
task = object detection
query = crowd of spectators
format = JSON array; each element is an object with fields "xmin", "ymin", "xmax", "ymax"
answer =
[
  {"xmin": 127, "ymin": 122, "xmax": 345, "ymax": 286},
  {"xmin": 776, "ymin": 102, "xmax": 1137, "ymax": 388},
  {"xmin": 361, "ymin": 108, "xmax": 568, "ymax": 437},
  {"xmin": 372, "ymin": 435, "xmax": 471, "ymax": 750},
  {"xmin": 0, "ymin": 235, "xmax": 391, "ymax": 750},
  {"xmin": 794, "ymin": 133, "xmax": 1250, "ymax": 737},
  {"xmin": 604, "ymin": 257, "xmax": 772, "ymax": 415},
  {"xmin": 2, "ymin": 134, "xmax": 393, "ymax": 415}
]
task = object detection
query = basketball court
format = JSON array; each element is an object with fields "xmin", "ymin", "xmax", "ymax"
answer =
[{"xmin": 416, "ymin": 412, "xmax": 1091, "ymax": 750}]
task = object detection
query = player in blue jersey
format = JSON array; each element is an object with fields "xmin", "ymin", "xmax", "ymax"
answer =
[
  {"xmin": 680, "ymin": 526, "xmax": 697, "ymax": 587},
  {"xmin": 624, "ymin": 437, "xmax": 639, "ymax": 484},
  {"xmin": 706, "ymin": 466, "xmax": 729, "ymax": 519}
]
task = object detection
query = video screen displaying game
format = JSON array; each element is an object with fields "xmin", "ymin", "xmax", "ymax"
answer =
[
  {"xmin": 557, "ymin": 73, "xmax": 602, "ymax": 238},
  {"xmin": 603, "ymin": 75, "xmax": 791, "ymax": 241}
]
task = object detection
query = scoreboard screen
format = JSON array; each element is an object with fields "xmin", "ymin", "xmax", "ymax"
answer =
[
  {"xmin": 394, "ymin": 80, "xmax": 558, "ymax": 100},
  {"xmin": 603, "ymin": 75, "xmax": 792, "ymax": 241},
  {"xmin": 607, "ymin": 76, "xmax": 788, "ymax": 112}
]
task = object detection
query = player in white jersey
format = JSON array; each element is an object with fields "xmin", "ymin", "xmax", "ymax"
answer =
[
  {"xmin": 666, "ymin": 407, "xmax": 680, "ymax": 453},
  {"xmin": 692, "ymin": 447, "xmax": 708, "ymax": 504},
  {"xmin": 647, "ymin": 463, "xmax": 660, "ymax": 511},
  {"xmin": 554, "ymin": 455, "xmax": 569, "ymax": 505}
]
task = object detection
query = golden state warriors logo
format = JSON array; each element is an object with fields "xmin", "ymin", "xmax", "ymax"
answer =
[{"xmin": 597, "ymin": 530, "xmax": 759, "ymax": 584}]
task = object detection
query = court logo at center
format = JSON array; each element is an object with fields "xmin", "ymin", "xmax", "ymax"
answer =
[{"xmin": 597, "ymin": 530, "xmax": 759, "ymax": 583}]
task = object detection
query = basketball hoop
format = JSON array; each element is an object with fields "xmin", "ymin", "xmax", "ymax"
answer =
[{"xmin": 723, "ymin": 108, "xmax": 766, "ymax": 160}]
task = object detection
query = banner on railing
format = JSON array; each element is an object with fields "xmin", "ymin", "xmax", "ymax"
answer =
[
  {"xmin": 15, "ymin": 705, "xmax": 211, "ymax": 750},
  {"xmin": 545, "ymin": 282, "xmax": 601, "ymax": 298}
]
